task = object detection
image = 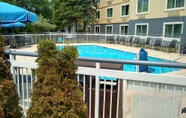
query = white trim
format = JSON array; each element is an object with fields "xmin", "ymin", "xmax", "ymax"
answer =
[
  {"xmin": 120, "ymin": 3, "xmax": 130, "ymax": 17},
  {"xmin": 135, "ymin": 23, "xmax": 149, "ymax": 36},
  {"xmin": 96, "ymin": 10, "xmax": 100, "ymax": 20},
  {"xmin": 94, "ymin": 25, "xmax": 100, "ymax": 34},
  {"xmin": 106, "ymin": 7, "xmax": 114, "ymax": 19},
  {"xmin": 165, "ymin": 0, "xmax": 185, "ymax": 11},
  {"xmin": 119, "ymin": 24, "xmax": 129, "ymax": 35},
  {"xmin": 162, "ymin": 22, "xmax": 183, "ymax": 38},
  {"xmin": 136, "ymin": 0, "xmax": 150, "ymax": 14},
  {"xmin": 105, "ymin": 25, "xmax": 113, "ymax": 34},
  {"xmin": 86, "ymin": 26, "xmax": 91, "ymax": 33}
]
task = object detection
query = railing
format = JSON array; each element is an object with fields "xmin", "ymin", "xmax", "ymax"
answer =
[
  {"xmin": 2, "ymin": 33, "xmax": 181, "ymax": 52},
  {"xmin": 6, "ymin": 51, "xmax": 186, "ymax": 118}
]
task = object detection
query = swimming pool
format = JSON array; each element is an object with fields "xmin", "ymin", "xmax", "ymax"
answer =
[{"xmin": 57, "ymin": 45, "xmax": 180, "ymax": 74}]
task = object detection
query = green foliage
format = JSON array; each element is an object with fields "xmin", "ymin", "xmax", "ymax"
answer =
[
  {"xmin": 52, "ymin": 0, "xmax": 97, "ymax": 31},
  {"xmin": 32, "ymin": 14, "xmax": 57, "ymax": 32},
  {"xmin": 27, "ymin": 40, "xmax": 87, "ymax": 118},
  {"xmin": 0, "ymin": 35, "xmax": 22, "ymax": 118},
  {"xmin": 15, "ymin": 0, "xmax": 52, "ymax": 19}
]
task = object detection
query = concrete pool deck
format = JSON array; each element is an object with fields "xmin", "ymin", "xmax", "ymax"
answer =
[{"xmin": 11, "ymin": 43, "xmax": 186, "ymax": 76}]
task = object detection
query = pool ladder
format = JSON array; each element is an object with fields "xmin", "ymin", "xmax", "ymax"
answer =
[{"xmin": 161, "ymin": 54, "xmax": 185, "ymax": 73}]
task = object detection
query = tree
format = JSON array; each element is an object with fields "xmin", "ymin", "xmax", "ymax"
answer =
[
  {"xmin": 0, "ymin": 35, "xmax": 22, "ymax": 118},
  {"xmin": 52, "ymin": 0, "xmax": 97, "ymax": 32},
  {"xmin": 15, "ymin": 0, "xmax": 53, "ymax": 19},
  {"xmin": 32, "ymin": 14, "xmax": 57, "ymax": 32},
  {"xmin": 27, "ymin": 40, "xmax": 87, "ymax": 118}
]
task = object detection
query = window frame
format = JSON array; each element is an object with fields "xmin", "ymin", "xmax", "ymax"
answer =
[
  {"xmin": 165, "ymin": 0, "xmax": 185, "ymax": 11},
  {"xmin": 105, "ymin": 25, "xmax": 113, "ymax": 34},
  {"xmin": 120, "ymin": 3, "xmax": 130, "ymax": 17},
  {"xmin": 106, "ymin": 7, "xmax": 114, "ymax": 19},
  {"xmin": 96, "ymin": 10, "xmax": 100, "ymax": 20},
  {"xmin": 136, "ymin": 0, "xmax": 150, "ymax": 14},
  {"xmin": 86, "ymin": 26, "xmax": 91, "ymax": 33},
  {"xmin": 119, "ymin": 24, "xmax": 129, "ymax": 35},
  {"xmin": 94, "ymin": 25, "xmax": 100, "ymax": 34},
  {"xmin": 135, "ymin": 23, "xmax": 149, "ymax": 36},
  {"xmin": 95, "ymin": 0, "xmax": 100, "ymax": 4},
  {"xmin": 163, "ymin": 22, "xmax": 183, "ymax": 38}
]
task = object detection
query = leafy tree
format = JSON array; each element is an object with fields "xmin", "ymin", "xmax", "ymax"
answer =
[
  {"xmin": 0, "ymin": 0, "xmax": 16, "ymax": 5},
  {"xmin": 27, "ymin": 40, "xmax": 87, "ymax": 118},
  {"xmin": 32, "ymin": 14, "xmax": 57, "ymax": 32},
  {"xmin": 52, "ymin": 0, "xmax": 97, "ymax": 32},
  {"xmin": 0, "ymin": 35, "xmax": 22, "ymax": 118},
  {"xmin": 15, "ymin": 0, "xmax": 52, "ymax": 19}
]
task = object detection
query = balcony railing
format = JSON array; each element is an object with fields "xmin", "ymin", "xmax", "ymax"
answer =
[{"xmin": 5, "ymin": 51, "xmax": 186, "ymax": 118}]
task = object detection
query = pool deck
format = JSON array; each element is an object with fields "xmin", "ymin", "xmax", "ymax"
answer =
[{"xmin": 11, "ymin": 43, "xmax": 186, "ymax": 76}]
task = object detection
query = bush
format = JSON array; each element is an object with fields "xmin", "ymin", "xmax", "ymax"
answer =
[
  {"xmin": 0, "ymin": 35, "xmax": 22, "ymax": 118},
  {"xmin": 27, "ymin": 40, "xmax": 87, "ymax": 118}
]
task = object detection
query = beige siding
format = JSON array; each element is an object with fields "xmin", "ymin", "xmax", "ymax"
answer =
[
  {"xmin": 129, "ymin": 0, "xmax": 186, "ymax": 20},
  {"xmin": 95, "ymin": 0, "xmax": 129, "ymax": 24}
]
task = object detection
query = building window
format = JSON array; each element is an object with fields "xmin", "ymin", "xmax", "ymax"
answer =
[
  {"xmin": 107, "ymin": 8, "xmax": 113, "ymax": 18},
  {"xmin": 95, "ymin": 0, "xmax": 100, "ymax": 4},
  {"xmin": 95, "ymin": 25, "xmax": 100, "ymax": 33},
  {"xmin": 106, "ymin": 25, "xmax": 113, "ymax": 34},
  {"xmin": 86, "ymin": 26, "xmax": 91, "ymax": 33},
  {"xmin": 137, "ymin": 0, "xmax": 149, "ymax": 13},
  {"xmin": 135, "ymin": 24, "xmax": 148, "ymax": 36},
  {"xmin": 166, "ymin": 0, "xmax": 184, "ymax": 9},
  {"xmin": 121, "ymin": 4, "xmax": 129, "ymax": 16},
  {"xmin": 120, "ymin": 25, "xmax": 128, "ymax": 35},
  {"xmin": 164, "ymin": 23, "xmax": 183, "ymax": 38},
  {"xmin": 96, "ymin": 11, "xmax": 100, "ymax": 20}
]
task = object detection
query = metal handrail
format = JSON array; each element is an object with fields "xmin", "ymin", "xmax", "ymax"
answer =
[{"xmin": 4, "ymin": 50, "xmax": 186, "ymax": 68}]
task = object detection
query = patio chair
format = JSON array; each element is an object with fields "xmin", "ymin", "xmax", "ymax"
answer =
[
  {"xmin": 4, "ymin": 36, "xmax": 10, "ymax": 46},
  {"xmin": 127, "ymin": 36, "xmax": 133, "ymax": 46},
  {"xmin": 24, "ymin": 36, "xmax": 32, "ymax": 46},
  {"xmin": 133, "ymin": 37, "xmax": 140, "ymax": 47},
  {"xmin": 168, "ymin": 40, "xmax": 177, "ymax": 53},
  {"xmin": 139, "ymin": 38, "xmax": 146, "ymax": 47},
  {"xmin": 180, "ymin": 41, "xmax": 186, "ymax": 55},
  {"xmin": 9, "ymin": 37, "xmax": 20, "ymax": 48},
  {"xmin": 119, "ymin": 36, "xmax": 125, "ymax": 45},
  {"xmin": 15, "ymin": 36, "xmax": 24, "ymax": 47},
  {"xmin": 154, "ymin": 38, "xmax": 162, "ymax": 50},
  {"xmin": 115, "ymin": 36, "xmax": 120, "ymax": 44},
  {"xmin": 145, "ymin": 38, "xmax": 150, "ymax": 48},
  {"xmin": 107, "ymin": 36, "xmax": 115, "ymax": 44}
]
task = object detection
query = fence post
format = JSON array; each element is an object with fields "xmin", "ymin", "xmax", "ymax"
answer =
[
  {"xmin": 49, "ymin": 32, "xmax": 51, "ymax": 40},
  {"xmin": 95, "ymin": 62, "xmax": 100, "ymax": 118}
]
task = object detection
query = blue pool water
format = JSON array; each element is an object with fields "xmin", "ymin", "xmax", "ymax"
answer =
[{"xmin": 57, "ymin": 45, "xmax": 181, "ymax": 74}]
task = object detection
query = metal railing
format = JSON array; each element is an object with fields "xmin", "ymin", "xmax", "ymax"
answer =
[
  {"xmin": 2, "ymin": 33, "xmax": 181, "ymax": 51},
  {"xmin": 6, "ymin": 51, "xmax": 186, "ymax": 118}
]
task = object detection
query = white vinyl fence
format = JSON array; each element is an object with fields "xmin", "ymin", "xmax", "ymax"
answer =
[{"xmin": 7, "ymin": 51, "xmax": 186, "ymax": 118}]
